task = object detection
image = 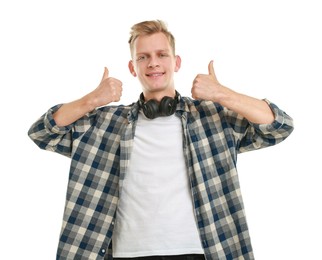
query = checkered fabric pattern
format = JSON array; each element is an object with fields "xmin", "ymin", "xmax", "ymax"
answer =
[{"xmin": 28, "ymin": 95, "xmax": 294, "ymax": 260}]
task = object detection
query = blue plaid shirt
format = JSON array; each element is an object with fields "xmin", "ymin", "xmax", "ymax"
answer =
[{"xmin": 28, "ymin": 95, "xmax": 294, "ymax": 260}]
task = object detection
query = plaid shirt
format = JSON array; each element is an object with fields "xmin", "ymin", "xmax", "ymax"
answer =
[{"xmin": 28, "ymin": 96, "xmax": 293, "ymax": 260}]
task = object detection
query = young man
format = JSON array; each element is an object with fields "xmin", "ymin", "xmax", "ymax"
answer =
[{"xmin": 28, "ymin": 20, "xmax": 294, "ymax": 260}]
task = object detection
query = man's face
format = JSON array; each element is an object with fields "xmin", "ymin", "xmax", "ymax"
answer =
[{"xmin": 129, "ymin": 32, "xmax": 181, "ymax": 96}]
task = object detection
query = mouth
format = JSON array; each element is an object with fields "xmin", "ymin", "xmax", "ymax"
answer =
[{"xmin": 145, "ymin": 72, "xmax": 165, "ymax": 78}]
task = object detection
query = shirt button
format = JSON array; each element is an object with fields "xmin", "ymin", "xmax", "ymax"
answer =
[{"xmin": 101, "ymin": 248, "xmax": 106, "ymax": 254}]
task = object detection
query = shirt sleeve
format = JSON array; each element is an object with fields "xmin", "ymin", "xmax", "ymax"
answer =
[
  {"xmin": 27, "ymin": 104, "xmax": 95, "ymax": 157},
  {"xmin": 236, "ymin": 99, "xmax": 294, "ymax": 153}
]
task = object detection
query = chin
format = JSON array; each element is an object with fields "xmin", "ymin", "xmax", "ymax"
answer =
[{"xmin": 148, "ymin": 86, "xmax": 169, "ymax": 93}]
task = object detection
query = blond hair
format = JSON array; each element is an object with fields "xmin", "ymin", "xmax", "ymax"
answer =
[{"xmin": 128, "ymin": 20, "xmax": 176, "ymax": 56}]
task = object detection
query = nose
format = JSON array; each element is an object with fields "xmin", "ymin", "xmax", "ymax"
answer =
[{"xmin": 148, "ymin": 56, "xmax": 160, "ymax": 68}]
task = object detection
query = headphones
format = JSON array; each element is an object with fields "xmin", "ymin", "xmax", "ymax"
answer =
[{"xmin": 139, "ymin": 91, "xmax": 180, "ymax": 119}]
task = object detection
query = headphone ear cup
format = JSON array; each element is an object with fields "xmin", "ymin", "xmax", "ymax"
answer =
[
  {"xmin": 159, "ymin": 96, "xmax": 177, "ymax": 116},
  {"xmin": 142, "ymin": 100, "xmax": 160, "ymax": 119}
]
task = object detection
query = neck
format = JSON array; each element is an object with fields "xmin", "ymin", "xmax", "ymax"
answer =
[{"xmin": 142, "ymin": 89, "xmax": 176, "ymax": 102}]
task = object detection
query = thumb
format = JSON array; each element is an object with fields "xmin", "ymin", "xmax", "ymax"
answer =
[
  {"xmin": 208, "ymin": 60, "xmax": 218, "ymax": 81},
  {"xmin": 101, "ymin": 67, "xmax": 109, "ymax": 81},
  {"xmin": 208, "ymin": 60, "xmax": 217, "ymax": 80}
]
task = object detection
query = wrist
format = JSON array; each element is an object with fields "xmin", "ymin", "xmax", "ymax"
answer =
[{"xmin": 80, "ymin": 94, "xmax": 97, "ymax": 113}]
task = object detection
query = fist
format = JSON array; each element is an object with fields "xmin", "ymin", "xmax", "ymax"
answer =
[
  {"xmin": 191, "ymin": 60, "xmax": 221, "ymax": 102},
  {"xmin": 92, "ymin": 67, "xmax": 123, "ymax": 107}
]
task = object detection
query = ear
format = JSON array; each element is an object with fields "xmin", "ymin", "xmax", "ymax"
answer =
[
  {"xmin": 128, "ymin": 60, "xmax": 137, "ymax": 77},
  {"xmin": 174, "ymin": 55, "xmax": 181, "ymax": 72}
]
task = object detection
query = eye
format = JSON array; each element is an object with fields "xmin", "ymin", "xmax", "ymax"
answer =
[
  {"xmin": 136, "ymin": 55, "xmax": 147, "ymax": 61},
  {"xmin": 159, "ymin": 53, "xmax": 168, "ymax": 58}
]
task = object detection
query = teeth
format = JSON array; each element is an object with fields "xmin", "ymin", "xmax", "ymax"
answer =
[{"xmin": 148, "ymin": 73, "xmax": 163, "ymax": 76}]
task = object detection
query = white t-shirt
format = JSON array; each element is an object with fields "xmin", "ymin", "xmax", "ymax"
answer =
[{"xmin": 112, "ymin": 113, "xmax": 204, "ymax": 257}]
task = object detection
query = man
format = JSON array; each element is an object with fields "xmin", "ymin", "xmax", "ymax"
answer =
[{"xmin": 28, "ymin": 20, "xmax": 294, "ymax": 260}]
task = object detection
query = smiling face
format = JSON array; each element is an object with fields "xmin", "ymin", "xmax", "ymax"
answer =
[{"xmin": 129, "ymin": 32, "xmax": 181, "ymax": 101}]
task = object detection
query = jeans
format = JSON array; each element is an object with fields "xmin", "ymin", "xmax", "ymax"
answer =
[{"xmin": 113, "ymin": 254, "xmax": 205, "ymax": 260}]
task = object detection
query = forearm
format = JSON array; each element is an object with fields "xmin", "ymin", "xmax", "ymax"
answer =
[
  {"xmin": 53, "ymin": 68, "xmax": 123, "ymax": 127},
  {"xmin": 53, "ymin": 94, "xmax": 95, "ymax": 127},
  {"xmin": 217, "ymin": 86, "xmax": 275, "ymax": 124}
]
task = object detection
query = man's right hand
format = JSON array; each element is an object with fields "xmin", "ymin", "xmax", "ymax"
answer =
[{"xmin": 89, "ymin": 67, "xmax": 123, "ymax": 107}]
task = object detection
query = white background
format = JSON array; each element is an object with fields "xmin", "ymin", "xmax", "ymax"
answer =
[{"xmin": 1, "ymin": 0, "xmax": 321, "ymax": 259}]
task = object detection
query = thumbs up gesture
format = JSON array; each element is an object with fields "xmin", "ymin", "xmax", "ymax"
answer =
[
  {"xmin": 191, "ymin": 60, "xmax": 222, "ymax": 102},
  {"xmin": 89, "ymin": 67, "xmax": 123, "ymax": 107}
]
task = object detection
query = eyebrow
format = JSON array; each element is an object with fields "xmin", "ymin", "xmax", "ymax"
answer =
[{"xmin": 135, "ymin": 49, "xmax": 170, "ymax": 55}]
